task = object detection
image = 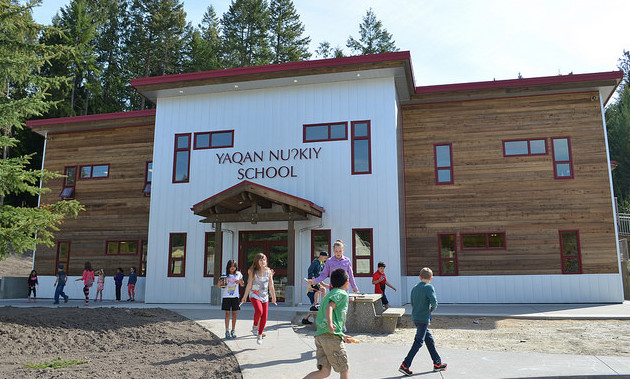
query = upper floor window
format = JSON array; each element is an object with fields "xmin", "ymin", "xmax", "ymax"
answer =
[
  {"xmin": 60, "ymin": 166, "xmax": 77, "ymax": 200},
  {"xmin": 552, "ymin": 137, "xmax": 573, "ymax": 179},
  {"xmin": 352, "ymin": 228, "xmax": 373, "ymax": 277},
  {"xmin": 173, "ymin": 133, "xmax": 191, "ymax": 183},
  {"xmin": 79, "ymin": 164, "xmax": 109, "ymax": 179},
  {"xmin": 351, "ymin": 121, "xmax": 371, "ymax": 175},
  {"xmin": 461, "ymin": 232, "xmax": 506, "ymax": 250},
  {"xmin": 559, "ymin": 230, "xmax": 581, "ymax": 274},
  {"xmin": 434, "ymin": 143, "xmax": 453, "ymax": 184},
  {"xmin": 303, "ymin": 122, "xmax": 347, "ymax": 142},
  {"xmin": 143, "ymin": 161, "xmax": 152, "ymax": 196},
  {"xmin": 194, "ymin": 130, "xmax": 234, "ymax": 149},
  {"xmin": 503, "ymin": 138, "xmax": 547, "ymax": 156},
  {"xmin": 168, "ymin": 233, "xmax": 187, "ymax": 277}
]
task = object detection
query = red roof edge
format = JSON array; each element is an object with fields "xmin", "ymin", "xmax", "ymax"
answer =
[
  {"xmin": 131, "ymin": 51, "xmax": 412, "ymax": 88},
  {"xmin": 192, "ymin": 180, "xmax": 325, "ymax": 214},
  {"xmin": 26, "ymin": 109, "xmax": 156, "ymax": 128},
  {"xmin": 415, "ymin": 71, "xmax": 624, "ymax": 94}
]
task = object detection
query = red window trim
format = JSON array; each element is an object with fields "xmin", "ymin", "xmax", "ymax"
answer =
[
  {"xmin": 105, "ymin": 240, "xmax": 139, "ymax": 255},
  {"xmin": 143, "ymin": 161, "xmax": 152, "ymax": 196},
  {"xmin": 193, "ymin": 130, "xmax": 235, "ymax": 149},
  {"xmin": 351, "ymin": 120, "xmax": 372, "ymax": 175},
  {"xmin": 551, "ymin": 136, "xmax": 574, "ymax": 179},
  {"xmin": 78, "ymin": 164, "xmax": 110, "ymax": 180},
  {"xmin": 559, "ymin": 229, "xmax": 582, "ymax": 274},
  {"xmin": 460, "ymin": 232, "xmax": 506, "ymax": 251},
  {"xmin": 311, "ymin": 229, "xmax": 331, "ymax": 261},
  {"xmin": 502, "ymin": 138, "xmax": 548, "ymax": 157},
  {"xmin": 172, "ymin": 133, "xmax": 191, "ymax": 183},
  {"xmin": 139, "ymin": 240, "xmax": 148, "ymax": 277},
  {"xmin": 437, "ymin": 233, "xmax": 458, "ymax": 276},
  {"xmin": 352, "ymin": 228, "xmax": 373, "ymax": 277},
  {"xmin": 434, "ymin": 143, "xmax": 454, "ymax": 185},
  {"xmin": 168, "ymin": 233, "xmax": 187, "ymax": 277},
  {"xmin": 303, "ymin": 122, "xmax": 348, "ymax": 143},
  {"xmin": 55, "ymin": 240, "xmax": 71, "ymax": 274},
  {"xmin": 203, "ymin": 231, "xmax": 221, "ymax": 277}
]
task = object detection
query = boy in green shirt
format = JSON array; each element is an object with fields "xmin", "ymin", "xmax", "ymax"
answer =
[{"xmin": 303, "ymin": 268, "xmax": 351, "ymax": 379}]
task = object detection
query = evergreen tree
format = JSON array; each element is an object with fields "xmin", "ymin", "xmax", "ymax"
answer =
[
  {"xmin": 184, "ymin": 6, "xmax": 222, "ymax": 72},
  {"xmin": 268, "ymin": 0, "xmax": 310, "ymax": 63},
  {"xmin": 315, "ymin": 41, "xmax": 345, "ymax": 59},
  {"xmin": 221, "ymin": 0, "xmax": 271, "ymax": 67},
  {"xmin": 346, "ymin": 8, "xmax": 398, "ymax": 55},
  {"xmin": 0, "ymin": 0, "xmax": 83, "ymax": 259}
]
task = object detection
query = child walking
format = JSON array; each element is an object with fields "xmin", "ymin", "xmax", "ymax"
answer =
[
  {"xmin": 398, "ymin": 267, "xmax": 447, "ymax": 376},
  {"xmin": 303, "ymin": 268, "xmax": 352, "ymax": 379},
  {"xmin": 308, "ymin": 240, "xmax": 359, "ymax": 293},
  {"xmin": 53, "ymin": 264, "xmax": 69, "ymax": 304},
  {"xmin": 241, "ymin": 253, "xmax": 276, "ymax": 345},
  {"xmin": 27, "ymin": 270, "xmax": 38, "ymax": 303},
  {"xmin": 372, "ymin": 262, "xmax": 397, "ymax": 310},
  {"xmin": 75, "ymin": 261, "xmax": 95, "ymax": 306},
  {"xmin": 94, "ymin": 269, "xmax": 105, "ymax": 302},
  {"xmin": 127, "ymin": 267, "xmax": 137, "ymax": 301},
  {"xmin": 114, "ymin": 268, "xmax": 124, "ymax": 301},
  {"xmin": 220, "ymin": 260, "xmax": 244, "ymax": 339}
]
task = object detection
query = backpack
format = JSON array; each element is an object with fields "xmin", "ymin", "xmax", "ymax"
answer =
[{"xmin": 86, "ymin": 272, "xmax": 94, "ymax": 287}]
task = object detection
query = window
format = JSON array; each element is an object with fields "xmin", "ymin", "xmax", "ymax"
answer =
[
  {"xmin": 438, "ymin": 234, "xmax": 458, "ymax": 275},
  {"xmin": 79, "ymin": 164, "xmax": 109, "ymax": 179},
  {"xmin": 311, "ymin": 230, "xmax": 331, "ymax": 261},
  {"xmin": 552, "ymin": 137, "xmax": 573, "ymax": 179},
  {"xmin": 143, "ymin": 161, "xmax": 152, "ymax": 196},
  {"xmin": 351, "ymin": 121, "xmax": 371, "ymax": 175},
  {"xmin": 559, "ymin": 230, "xmax": 581, "ymax": 274},
  {"xmin": 56, "ymin": 241, "xmax": 70, "ymax": 274},
  {"xmin": 204, "ymin": 232, "xmax": 216, "ymax": 277},
  {"xmin": 173, "ymin": 133, "xmax": 191, "ymax": 183},
  {"xmin": 461, "ymin": 232, "xmax": 506, "ymax": 250},
  {"xmin": 352, "ymin": 228, "xmax": 373, "ymax": 277},
  {"xmin": 194, "ymin": 130, "xmax": 234, "ymax": 149},
  {"xmin": 106, "ymin": 240, "xmax": 138, "ymax": 255},
  {"xmin": 303, "ymin": 122, "xmax": 347, "ymax": 142},
  {"xmin": 139, "ymin": 240, "xmax": 148, "ymax": 276},
  {"xmin": 503, "ymin": 138, "xmax": 547, "ymax": 156},
  {"xmin": 168, "ymin": 233, "xmax": 186, "ymax": 277},
  {"xmin": 60, "ymin": 166, "xmax": 77, "ymax": 200},
  {"xmin": 434, "ymin": 144, "xmax": 453, "ymax": 184}
]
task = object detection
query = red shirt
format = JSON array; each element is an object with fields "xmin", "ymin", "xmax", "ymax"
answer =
[{"xmin": 372, "ymin": 271, "xmax": 387, "ymax": 294}]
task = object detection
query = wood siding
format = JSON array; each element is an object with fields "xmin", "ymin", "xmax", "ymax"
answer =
[
  {"xmin": 402, "ymin": 92, "xmax": 618, "ymax": 276},
  {"xmin": 35, "ymin": 124, "xmax": 154, "ymax": 276}
]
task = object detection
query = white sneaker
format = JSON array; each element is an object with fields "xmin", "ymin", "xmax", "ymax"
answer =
[{"xmin": 257, "ymin": 335, "xmax": 263, "ymax": 345}]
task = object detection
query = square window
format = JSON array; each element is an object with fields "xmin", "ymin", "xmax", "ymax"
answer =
[
  {"xmin": 92, "ymin": 165, "xmax": 109, "ymax": 178},
  {"xmin": 330, "ymin": 123, "xmax": 346, "ymax": 139},
  {"xmin": 529, "ymin": 139, "xmax": 547, "ymax": 154},
  {"xmin": 80, "ymin": 166, "xmax": 92, "ymax": 178},
  {"xmin": 195, "ymin": 133, "xmax": 210, "ymax": 149}
]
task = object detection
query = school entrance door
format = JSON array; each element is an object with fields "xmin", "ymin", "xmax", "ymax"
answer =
[{"xmin": 239, "ymin": 231, "xmax": 289, "ymax": 302}]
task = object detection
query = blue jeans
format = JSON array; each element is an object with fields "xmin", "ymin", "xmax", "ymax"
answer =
[
  {"xmin": 54, "ymin": 284, "xmax": 67, "ymax": 303},
  {"xmin": 402, "ymin": 321, "xmax": 441, "ymax": 368}
]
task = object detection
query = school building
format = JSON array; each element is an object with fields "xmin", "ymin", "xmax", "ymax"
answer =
[{"xmin": 27, "ymin": 51, "xmax": 625, "ymax": 304}]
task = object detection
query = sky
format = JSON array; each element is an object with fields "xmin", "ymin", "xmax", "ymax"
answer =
[{"xmin": 31, "ymin": 0, "xmax": 630, "ymax": 87}]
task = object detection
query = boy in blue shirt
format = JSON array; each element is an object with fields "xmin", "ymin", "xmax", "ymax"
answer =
[
  {"xmin": 399, "ymin": 267, "xmax": 447, "ymax": 376},
  {"xmin": 303, "ymin": 268, "xmax": 351, "ymax": 379}
]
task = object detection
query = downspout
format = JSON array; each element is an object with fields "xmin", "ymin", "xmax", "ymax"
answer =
[{"xmin": 32, "ymin": 132, "xmax": 48, "ymax": 269}]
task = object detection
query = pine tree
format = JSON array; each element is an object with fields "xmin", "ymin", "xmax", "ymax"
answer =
[
  {"xmin": 315, "ymin": 41, "xmax": 345, "ymax": 59},
  {"xmin": 0, "ymin": 0, "xmax": 83, "ymax": 259},
  {"xmin": 268, "ymin": 0, "xmax": 310, "ymax": 63},
  {"xmin": 221, "ymin": 0, "xmax": 271, "ymax": 67},
  {"xmin": 184, "ymin": 6, "xmax": 222, "ymax": 72},
  {"xmin": 346, "ymin": 8, "xmax": 398, "ymax": 55}
]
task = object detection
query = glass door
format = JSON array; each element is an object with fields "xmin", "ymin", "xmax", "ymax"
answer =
[{"xmin": 240, "ymin": 231, "xmax": 288, "ymax": 302}]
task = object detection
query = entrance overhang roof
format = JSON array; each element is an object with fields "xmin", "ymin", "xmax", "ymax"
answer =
[{"xmin": 192, "ymin": 180, "xmax": 324, "ymax": 223}]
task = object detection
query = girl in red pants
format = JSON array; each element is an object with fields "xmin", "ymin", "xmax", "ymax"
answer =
[{"xmin": 241, "ymin": 253, "xmax": 276, "ymax": 345}]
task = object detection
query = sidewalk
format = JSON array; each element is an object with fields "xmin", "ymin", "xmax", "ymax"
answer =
[{"xmin": 3, "ymin": 299, "xmax": 630, "ymax": 378}]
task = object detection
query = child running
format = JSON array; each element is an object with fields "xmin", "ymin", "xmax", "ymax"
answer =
[
  {"xmin": 241, "ymin": 253, "xmax": 276, "ymax": 345},
  {"xmin": 27, "ymin": 270, "xmax": 38, "ymax": 303},
  {"xmin": 220, "ymin": 259, "xmax": 244, "ymax": 339},
  {"xmin": 75, "ymin": 261, "xmax": 95, "ymax": 306},
  {"xmin": 308, "ymin": 240, "xmax": 359, "ymax": 293},
  {"xmin": 398, "ymin": 267, "xmax": 447, "ymax": 376},
  {"xmin": 94, "ymin": 269, "xmax": 105, "ymax": 302},
  {"xmin": 303, "ymin": 268, "xmax": 352, "ymax": 379},
  {"xmin": 372, "ymin": 262, "xmax": 397, "ymax": 310}
]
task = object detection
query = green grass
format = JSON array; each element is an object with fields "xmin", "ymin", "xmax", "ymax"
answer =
[{"xmin": 22, "ymin": 358, "xmax": 88, "ymax": 369}]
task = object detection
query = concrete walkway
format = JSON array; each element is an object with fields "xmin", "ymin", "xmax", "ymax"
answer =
[{"xmin": 2, "ymin": 299, "xmax": 630, "ymax": 378}]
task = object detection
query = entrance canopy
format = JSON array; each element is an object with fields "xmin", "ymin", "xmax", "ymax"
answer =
[{"xmin": 192, "ymin": 180, "xmax": 324, "ymax": 223}]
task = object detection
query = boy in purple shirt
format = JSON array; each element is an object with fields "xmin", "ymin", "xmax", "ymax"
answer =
[{"xmin": 308, "ymin": 240, "xmax": 359, "ymax": 293}]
